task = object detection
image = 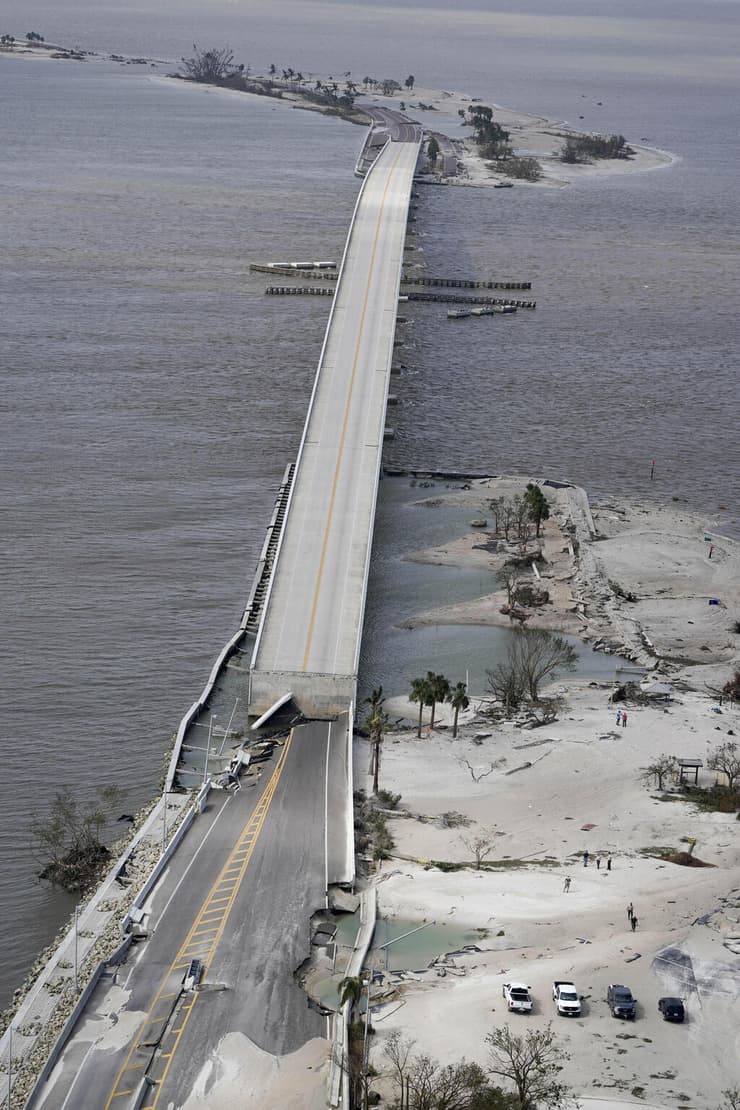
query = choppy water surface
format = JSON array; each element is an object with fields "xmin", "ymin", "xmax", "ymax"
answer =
[{"xmin": 1, "ymin": 1, "xmax": 738, "ymax": 1004}]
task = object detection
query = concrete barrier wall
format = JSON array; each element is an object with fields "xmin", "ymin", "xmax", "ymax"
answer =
[
  {"xmin": 354, "ymin": 125, "xmax": 388, "ymax": 177},
  {"xmin": 345, "ymin": 705, "xmax": 355, "ymax": 888},
  {"xmin": 24, "ymin": 962, "xmax": 109, "ymax": 1108},
  {"xmin": 164, "ymin": 465, "xmax": 295, "ymax": 792},
  {"xmin": 249, "ymin": 670, "xmax": 356, "ymax": 719},
  {"xmin": 327, "ymin": 889, "xmax": 377, "ymax": 1106},
  {"xmin": 164, "ymin": 629, "xmax": 246, "ymax": 791},
  {"xmin": 122, "ymin": 804, "xmax": 197, "ymax": 931}
]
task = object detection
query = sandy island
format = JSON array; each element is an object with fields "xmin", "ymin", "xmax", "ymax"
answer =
[
  {"xmin": 349, "ymin": 478, "xmax": 739, "ymax": 1110},
  {"xmin": 2, "ymin": 40, "xmax": 674, "ymax": 189}
]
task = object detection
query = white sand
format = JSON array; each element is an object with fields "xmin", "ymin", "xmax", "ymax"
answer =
[
  {"xmin": 356, "ymin": 480, "xmax": 740, "ymax": 1109},
  {"xmin": 368, "ymin": 83, "xmax": 675, "ymax": 188},
  {"xmin": 181, "ymin": 1035, "xmax": 330, "ymax": 1110}
]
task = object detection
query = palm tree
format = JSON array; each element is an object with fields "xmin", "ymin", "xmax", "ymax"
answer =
[
  {"xmin": 409, "ymin": 676, "xmax": 431, "ymax": 737},
  {"xmin": 427, "ymin": 671, "xmax": 451, "ymax": 729},
  {"xmin": 339, "ymin": 974, "xmax": 365, "ymax": 1022},
  {"xmin": 364, "ymin": 687, "xmax": 386, "ymax": 793},
  {"xmin": 369, "ymin": 709, "xmax": 388, "ymax": 793},
  {"xmin": 447, "ymin": 681, "xmax": 470, "ymax": 739}
]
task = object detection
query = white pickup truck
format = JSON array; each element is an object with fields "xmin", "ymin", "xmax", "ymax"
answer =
[
  {"xmin": 552, "ymin": 981, "xmax": 581, "ymax": 1016},
  {"xmin": 502, "ymin": 982, "xmax": 533, "ymax": 1013}
]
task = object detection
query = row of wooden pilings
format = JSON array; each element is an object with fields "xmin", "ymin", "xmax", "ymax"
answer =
[
  {"xmin": 264, "ymin": 286, "xmax": 536, "ymax": 308},
  {"xmin": 400, "ymin": 276, "xmax": 531, "ymax": 290},
  {"xmin": 252, "ymin": 263, "xmax": 530, "ymax": 291}
]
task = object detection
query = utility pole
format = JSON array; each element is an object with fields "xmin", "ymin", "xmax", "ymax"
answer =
[
  {"xmin": 73, "ymin": 904, "xmax": 79, "ymax": 993},
  {"xmin": 203, "ymin": 716, "xmax": 215, "ymax": 785},
  {"xmin": 7, "ymin": 1023, "xmax": 12, "ymax": 1110}
]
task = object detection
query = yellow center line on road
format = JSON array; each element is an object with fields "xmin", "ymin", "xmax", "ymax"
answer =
[
  {"xmin": 104, "ymin": 733, "xmax": 294, "ymax": 1110},
  {"xmin": 300, "ymin": 144, "xmax": 406, "ymax": 671}
]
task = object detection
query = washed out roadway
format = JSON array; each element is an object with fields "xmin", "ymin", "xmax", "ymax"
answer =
[{"xmin": 35, "ymin": 719, "xmax": 344, "ymax": 1110}]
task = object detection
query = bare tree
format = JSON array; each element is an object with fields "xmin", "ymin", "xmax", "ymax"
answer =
[
  {"xmin": 511, "ymin": 495, "xmax": 533, "ymax": 545},
  {"xmin": 31, "ymin": 784, "xmax": 124, "ymax": 892},
  {"xmin": 383, "ymin": 1031, "xmax": 415, "ymax": 1109},
  {"xmin": 407, "ymin": 1054, "xmax": 500, "ymax": 1110},
  {"xmin": 722, "ymin": 669, "xmax": 740, "ymax": 704},
  {"xmin": 459, "ymin": 758, "xmax": 497, "ymax": 784},
  {"xmin": 513, "ymin": 628, "xmax": 577, "ymax": 702},
  {"xmin": 489, "ymin": 495, "xmax": 536, "ymax": 547},
  {"xmin": 721, "ymin": 1088, "xmax": 740, "ymax": 1110},
  {"xmin": 180, "ymin": 44, "xmax": 237, "ymax": 83},
  {"xmin": 486, "ymin": 1023, "xmax": 571, "ymax": 1110},
  {"xmin": 707, "ymin": 740, "xmax": 740, "ymax": 790},
  {"xmin": 461, "ymin": 827, "xmax": 499, "ymax": 868},
  {"xmin": 488, "ymin": 628, "xmax": 576, "ymax": 715},
  {"xmin": 640, "ymin": 754, "xmax": 678, "ymax": 792},
  {"xmin": 489, "ymin": 496, "xmax": 506, "ymax": 536},
  {"xmin": 486, "ymin": 658, "xmax": 527, "ymax": 716},
  {"xmin": 504, "ymin": 572, "xmax": 518, "ymax": 607}
]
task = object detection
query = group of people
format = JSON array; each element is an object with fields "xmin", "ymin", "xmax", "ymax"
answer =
[
  {"xmin": 563, "ymin": 851, "xmax": 614, "ymax": 891},
  {"xmin": 582, "ymin": 849, "xmax": 611, "ymax": 869},
  {"xmin": 627, "ymin": 901, "xmax": 639, "ymax": 931},
  {"xmin": 615, "ymin": 709, "xmax": 628, "ymax": 727}
]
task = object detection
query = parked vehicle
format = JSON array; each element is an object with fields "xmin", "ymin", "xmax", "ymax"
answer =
[
  {"xmin": 658, "ymin": 997, "xmax": 685, "ymax": 1022},
  {"xmin": 502, "ymin": 982, "xmax": 533, "ymax": 1013},
  {"xmin": 552, "ymin": 981, "xmax": 581, "ymax": 1016},
  {"xmin": 607, "ymin": 983, "xmax": 636, "ymax": 1019}
]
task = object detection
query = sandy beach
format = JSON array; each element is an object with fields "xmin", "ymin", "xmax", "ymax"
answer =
[
  {"xmin": 353, "ymin": 478, "xmax": 740, "ymax": 1109},
  {"xmin": 365, "ymin": 83, "xmax": 675, "ymax": 187}
]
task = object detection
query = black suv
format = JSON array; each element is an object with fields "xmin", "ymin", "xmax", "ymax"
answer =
[
  {"xmin": 658, "ymin": 997, "xmax": 685, "ymax": 1022},
  {"xmin": 607, "ymin": 983, "xmax": 636, "ymax": 1019}
]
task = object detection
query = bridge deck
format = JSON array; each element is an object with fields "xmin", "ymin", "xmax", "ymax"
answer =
[{"xmin": 250, "ymin": 139, "xmax": 419, "ymax": 715}]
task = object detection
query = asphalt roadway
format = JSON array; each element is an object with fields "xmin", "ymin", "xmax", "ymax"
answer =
[
  {"xmin": 361, "ymin": 105, "xmax": 423, "ymax": 144},
  {"xmin": 250, "ymin": 137, "xmax": 420, "ymax": 714},
  {"xmin": 34, "ymin": 718, "xmax": 347, "ymax": 1110}
]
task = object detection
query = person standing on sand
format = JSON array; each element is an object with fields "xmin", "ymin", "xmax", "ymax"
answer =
[
  {"xmin": 627, "ymin": 902, "xmax": 634, "ymax": 921},
  {"xmin": 583, "ymin": 850, "xmax": 589, "ymax": 867},
  {"xmin": 596, "ymin": 857, "xmax": 601, "ymax": 870},
  {"xmin": 622, "ymin": 711, "xmax": 628, "ymax": 727},
  {"xmin": 616, "ymin": 710, "xmax": 622, "ymax": 726},
  {"xmin": 631, "ymin": 914, "xmax": 638, "ymax": 932},
  {"xmin": 564, "ymin": 876, "xmax": 572, "ymax": 892},
  {"xmin": 607, "ymin": 856, "xmax": 612, "ymax": 871}
]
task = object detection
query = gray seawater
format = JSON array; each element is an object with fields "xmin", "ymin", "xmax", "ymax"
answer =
[{"xmin": 2, "ymin": 0, "xmax": 738, "ymax": 1005}]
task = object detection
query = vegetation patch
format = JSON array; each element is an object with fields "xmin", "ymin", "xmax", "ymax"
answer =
[
  {"xmin": 354, "ymin": 789, "xmax": 397, "ymax": 861},
  {"xmin": 31, "ymin": 785, "xmax": 125, "ymax": 894},
  {"xmin": 497, "ymin": 156, "xmax": 542, "ymax": 182},
  {"xmin": 561, "ymin": 134, "xmax": 634, "ymax": 163}
]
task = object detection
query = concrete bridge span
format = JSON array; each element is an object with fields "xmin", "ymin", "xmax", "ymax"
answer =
[{"xmin": 250, "ymin": 137, "xmax": 420, "ymax": 717}]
